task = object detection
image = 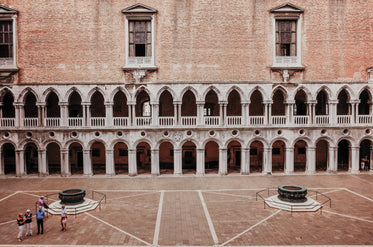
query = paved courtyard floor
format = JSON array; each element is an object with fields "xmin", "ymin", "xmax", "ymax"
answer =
[{"xmin": 0, "ymin": 173, "xmax": 373, "ymax": 246}]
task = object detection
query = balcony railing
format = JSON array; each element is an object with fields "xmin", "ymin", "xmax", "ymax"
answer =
[
  {"xmin": 45, "ymin": 117, "xmax": 60, "ymax": 127},
  {"xmin": 315, "ymin": 115, "xmax": 329, "ymax": 125},
  {"xmin": 204, "ymin": 116, "xmax": 220, "ymax": 126},
  {"xmin": 358, "ymin": 115, "xmax": 373, "ymax": 124},
  {"xmin": 271, "ymin": 116, "xmax": 286, "ymax": 125},
  {"xmin": 24, "ymin": 118, "xmax": 38, "ymax": 127},
  {"xmin": 0, "ymin": 118, "xmax": 15, "ymax": 127},
  {"xmin": 294, "ymin": 116, "xmax": 309, "ymax": 125},
  {"xmin": 227, "ymin": 116, "xmax": 242, "ymax": 126},
  {"xmin": 159, "ymin": 116, "xmax": 174, "ymax": 126},
  {"xmin": 249, "ymin": 116, "xmax": 264, "ymax": 125},
  {"xmin": 337, "ymin": 115, "xmax": 351, "ymax": 124},
  {"xmin": 181, "ymin": 116, "xmax": 197, "ymax": 126},
  {"xmin": 91, "ymin": 117, "xmax": 106, "ymax": 127},
  {"xmin": 136, "ymin": 117, "xmax": 151, "ymax": 126},
  {"xmin": 113, "ymin": 117, "xmax": 129, "ymax": 126},
  {"xmin": 68, "ymin": 117, "xmax": 83, "ymax": 127}
]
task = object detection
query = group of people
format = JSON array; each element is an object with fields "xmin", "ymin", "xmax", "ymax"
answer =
[
  {"xmin": 16, "ymin": 196, "xmax": 68, "ymax": 242},
  {"xmin": 361, "ymin": 156, "xmax": 371, "ymax": 171}
]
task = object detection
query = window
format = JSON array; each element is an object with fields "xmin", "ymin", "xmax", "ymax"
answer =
[
  {"xmin": 270, "ymin": 3, "xmax": 303, "ymax": 69},
  {"xmin": 368, "ymin": 69, "xmax": 373, "ymax": 82},
  {"xmin": 129, "ymin": 21, "xmax": 151, "ymax": 57},
  {"xmin": 122, "ymin": 4, "xmax": 157, "ymax": 68},
  {"xmin": 276, "ymin": 20, "xmax": 296, "ymax": 56},
  {"xmin": 0, "ymin": 4, "xmax": 17, "ymax": 70}
]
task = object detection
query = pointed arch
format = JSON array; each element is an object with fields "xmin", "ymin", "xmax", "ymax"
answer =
[
  {"xmin": 315, "ymin": 86, "xmax": 333, "ymax": 101},
  {"xmin": 18, "ymin": 87, "xmax": 40, "ymax": 103},
  {"xmin": 65, "ymin": 87, "xmax": 83, "ymax": 103},
  {"xmin": 248, "ymin": 86, "xmax": 268, "ymax": 102},
  {"xmin": 87, "ymin": 87, "xmax": 108, "ymax": 103},
  {"xmin": 202, "ymin": 86, "xmax": 221, "ymax": 102},
  {"xmin": 134, "ymin": 86, "xmax": 153, "ymax": 102},
  {"xmin": 156, "ymin": 86, "xmax": 177, "ymax": 102},
  {"xmin": 271, "ymin": 85, "xmax": 288, "ymax": 99},
  {"xmin": 179, "ymin": 86, "xmax": 199, "ymax": 102},
  {"xmin": 41, "ymin": 87, "xmax": 61, "ymax": 102},
  {"xmin": 110, "ymin": 87, "xmax": 131, "ymax": 102},
  {"xmin": 336, "ymin": 85, "xmax": 355, "ymax": 101},
  {"xmin": 225, "ymin": 86, "xmax": 245, "ymax": 103}
]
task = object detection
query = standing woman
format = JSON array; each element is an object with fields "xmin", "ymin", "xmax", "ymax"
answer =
[
  {"xmin": 25, "ymin": 209, "xmax": 33, "ymax": 236},
  {"xmin": 17, "ymin": 213, "xmax": 25, "ymax": 241},
  {"xmin": 60, "ymin": 205, "xmax": 67, "ymax": 231}
]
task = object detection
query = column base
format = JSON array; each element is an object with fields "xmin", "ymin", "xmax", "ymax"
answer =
[
  {"xmin": 219, "ymin": 172, "xmax": 227, "ymax": 176},
  {"xmin": 151, "ymin": 173, "xmax": 160, "ymax": 177},
  {"xmin": 196, "ymin": 172, "xmax": 205, "ymax": 177},
  {"xmin": 263, "ymin": 171, "xmax": 272, "ymax": 175},
  {"xmin": 285, "ymin": 170, "xmax": 294, "ymax": 175},
  {"xmin": 370, "ymin": 169, "xmax": 373, "ymax": 174},
  {"xmin": 39, "ymin": 172, "xmax": 49, "ymax": 177},
  {"xmin": 241, "ymin": 172, "xmax": 250, "ymax": 175},
  {"xmin": 350, "ymin": 169, "xmax": 360, "ymax": 174},
  {"xmin": 305, "ymin": 170, "xmax": 316, "ymax": 175},
  {"xmin": 173, "ymin": 172, "xmax": 182, "ymax": 176},
  {"xmin": 83, "ymin": 173, "xmax": 93, "ymax": 177},
  {"xmin": 106, "ymin": 173, "xmax": 115, "ymax": 177},
  {"xmin": 128, "ymin": 173, "xmax": 137, "ymax": 177},
  {"xmin": 61, "ymin": 172, "xmax": 71, "ymax": 177}
]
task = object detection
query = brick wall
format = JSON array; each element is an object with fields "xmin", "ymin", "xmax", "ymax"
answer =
[{"xmin": 3, "ymin": 0, "xmax": 372, "ymax": 84}]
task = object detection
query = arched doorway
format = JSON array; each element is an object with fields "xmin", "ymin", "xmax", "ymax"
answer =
[
  {"xmin": 113, "ymin": 91, "xmax": 129, "ymax": 122},
  {"xmin": 25, "ymin": 143, "xmax": 38, "ymax": 175},
  {"xmin": 159, "ymin": 91, "xmax": 174, "ymax": 126},
  {"xmin": 46, "ymin": 143, "xmax": 61, "ymax": 175},
  {"xmin": 227, "ymin": 141, "xmax": 241, "ymax": 173},
  {"xmin": 181, "ymin": 90, "xmax": 197, "ymax": 125},
  {"xmin": 2, "ymin": 143, "xmax": 15, "ymax": 175},
  {"xmin": 2, "ymin": 91, "xmax": 15, "ymax": 118},
  {"xmin": 182, "ymin": 141, "xmax": 196, "ymax": 174},
  {"xmin": 294, "ymin": 90, "xmax": 308, "ymax": 116},
  {"xmin": 359, "ymin": 139, "xmax": 371, "ymax": 171},
  {"xmin": 114, "ymin": 142, "xmax": 128, "ymax": 174},
  {"xmin": 136, "ymin": 142, "xmax": 151, "ymax": 174},
  {"xmin": 90, "ymin": 91, "xmax": 106, "ymax": 126},
  {"xmin": 91, "ymin": 142, "xmax": 106, "ymax": 175},
  {"xmin": 159, "ymin": 142, "xmax": 174, "ymax": 174},
  {"xmin": 205, "ymin": 141, "xmax": 219, "ymax": 174},
  {"xmin": 24, "ymin": 92, "xmax": 38, "ymax": 126},
  {"xmin": 316, "ymin": 140, "xmax": 328, "ymax": 172},
  {"xmin": 46, "ymin": 92, "xmax": 60, "ymax": 118},
  {"xmin": 69, "ymin": 142, "xmax": 83, "ymax": 175},
  {"xmin": 250, "ymin": 141, "xmax": 264, "ymax": 173},
  {"xmin": 294, "ymin": 140, "xmax": 307, "ymax": 172},
  {"xmin": 136, "ymin": 91, "xmax": 151, "ymax": 126},
  {"xmin": 337, "ymin": 140, "xmax": 350, "ymax": 171},
  {"xmin": 272, "ymin": 140, "xmax": 285, "ymax": 173},
  {"xmin": 204, "ymin": 90, "xmax": 219, "ymax": 125}
]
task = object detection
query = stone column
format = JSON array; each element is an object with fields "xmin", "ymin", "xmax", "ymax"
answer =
[
  {"xmin": 105, "ymin": 102, "xmax": 113, "ymax": 127},
  {"xmin": 59, "ymin": 102, "xmax": 68, "ymax": 127},
  {"xmin": 173, "ymin": 103, "xmax": 178, "ymax": 126},
  {"xmin": 61, "ymin": 149, "xmax": 70, "ymax": 177},
  {"xmin": 151, "ymin": 102, "xmax": 159, "ymax": 127},
  {"xmin": 129, "ymin": 102, "xmax": 136, "ymax": 126},
  {"xmin": 36, "ymin": 103, "xmax": 45, "ymax": 127},
  {"xmin": 197, "ymin": 102, "xmax": 204, "ymax": 126},
  {"xmin": 16, "ymin": 149, "xmax": 25, "ymax": 177},
  {"xmin": 242, "ymin": 102, "xmax": 249, "ymax": 126},
  {"xmin": 285, "ymin": 147, "xmax": 294, "ymax": 174},
  {"xmin": 263, "ymin": 100, "xmax": 272, "ymax": 125},
  {"xmin": 263, "ymin": 147, "xmax": 272, "ymax": 174},
  {"xmin": 39, "ymin": 149, "xmax": 47, "ymax": 176},
  {"xmin": 286, "ymin": 100, "xmax": 295, "ymax": 125},
  {"xmin": 329, "ymin": 100, "xmax": 338, "ymax": 125},
  {"xmin": 351, "ymin": 100, "xmax": 359, "ymax": 124},
  {"xmin": 350, "ymin": 146, "xmax": 360, "ymax": 174},
  {"xmin": 196, "ymin": 148, "xmax": 205, "ymax": 176},
  {"xmin": 370, "ymin": 146, "xmax": 373, "ymax": 174},
  {"xmin": 82, "ymin": 102, "xmax": 89, "ymax": 127},
  {"xmin": 151, "ymin": 149, "xmax": 160, "ymax": 176},
  {"xmin": 309, "ymin": 100, "xmax": 317, "ymax": 125},
  {"xmin": 222, "ymin": 103, "xmax": 227, "ymax": 126},
  {"xmin": 14, "ymin": 103, "xmax": 22, "ymax": 127},
  {"xmin": 174, "ymin": 148, "xmax": 182, "ymax": 176},
  {"xmin": 219, "ymin": 148, "xmax": 227, "ymax": 175},
  {"xmin": 175, "ymin": 102, "xmax": 181, "ymax": 126},
  {"xmin": 328, "ymin": 146, "xmax": 337, "ymax": 173},
  {"xmin": 105, "ymin": 149, "xmax": 115, "ymax": 176},
  {"xmin": 128, "ymin": 149, "xmax": 137, "ymax": 176},
  {"xmin": 0, "ymin": 102, "xmax": 2, "ymax": 118},
  {"xmin": 83, "ymin": 149, "xmax": 92, "ymax": 176},
  {"xmin": 306, "ymin": 147, "xmax": 316, "ymax": 174},
  {"xmin": 241, "ymin": 147, "xmax": 250, "ymax": 175},
  {"xmin": 219, "ymin": 103, "xmax": 224, "ymax": 126}
]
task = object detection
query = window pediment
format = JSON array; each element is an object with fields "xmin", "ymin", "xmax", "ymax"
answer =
[
  {"xmin": 122, "ymin": 4, "xmax": 157, "ymax": 14},
  {"xmin": 270, "ymin": 3, "xmax": 303, "ymax": 14},
  {"xmin": 0, "ymin": 4, "xmax": 17, "ymax": 15}
]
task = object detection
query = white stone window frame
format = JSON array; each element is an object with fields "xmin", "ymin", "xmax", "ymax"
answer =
[
  {"xmin": 0, "ymin": 5, "xmax": 18, "ymax": 69},
  {"xmin": 122, "ymin": 4, "xmax": 157, "ymax": 69},
  {"xmin": 270, "ymin": 3, "xmax": 304, "ymax": 69},
  {"xmin": 368, "ymin": 68, "xmax": 373, "ymax": 82}
]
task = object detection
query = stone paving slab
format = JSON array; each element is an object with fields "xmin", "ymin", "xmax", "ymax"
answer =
[{"xmin": 0, "ymin": 174, "xmax": 372, "ymax": 246}]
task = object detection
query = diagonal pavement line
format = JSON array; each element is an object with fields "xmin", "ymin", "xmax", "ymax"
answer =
[
  {"xmin": 198, "ymin": 190, "xmax": 219, "ymax": 245},
  {"xmin": 18, "ymin": 191, "xmax": 58, "ymax": 202},
  {"xmin": 204, "ymin": 191, "xmax": 256, "ymax": 200},
  {"xmin": 108, "ymin": 191, "xmax": 159, "ymax": 201},
  {"xmin": 0, "ymin": 191, "xmax": 19, "ymax": 202},
  {"xmin": 221, "ymin": 209, "xmax": 281, "ymax": 246},
  {"xmin": 153, "ymin": 190, "xmax": 164, "ymax": 246},
  {"xmin": 0, "ymin": 219, "xmax": 18, "ymax": 226},
  {"xmin": 84, "ymin": 212, "xmax": 152, "ymax": 246},
  {"xmin": 308, "ymin": 188, "xmax": 343, "ymax": 199},
  {"xmin": 343, "ymin": 188, "xmax": 373, "ymax": 202},
  {"xmin": 323, "ymin": 210, "xmax": 373, "ymax": 224}
]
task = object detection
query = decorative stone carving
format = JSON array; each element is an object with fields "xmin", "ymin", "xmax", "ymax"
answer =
[
  {"xmin": 132, "ymin": 69, "xmax": 147, "ymax": 83},
  {"xmin": 174, "ymin": 132, "xmax": 182, "ymax": 142}
]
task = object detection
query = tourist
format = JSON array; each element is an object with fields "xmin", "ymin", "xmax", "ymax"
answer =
[
  {"xmin": 36, "ymin": 206, "xmax": 45, "ymax": 234},
  {"xmin": 38, "ymin": 196, "xmax": 45, "ymax": 210},
  {"xmin": 24, "ymin": 209, "xmax": 33, "ymax": 237},
  {"xmin": 17, "ymin": 213, "xmax": 25, "ymax": 241},
  {"xmin": 60, "ymin": 205, "xmax": 67, "ymax": 231}
]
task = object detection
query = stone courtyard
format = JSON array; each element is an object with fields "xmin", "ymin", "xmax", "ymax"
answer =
[{"xmin": 0, "ymin": 173, "xmax": 373, "ymax": 246}]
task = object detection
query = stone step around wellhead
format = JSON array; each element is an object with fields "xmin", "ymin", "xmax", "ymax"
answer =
[{"xmin": 47, "ymin": 198, "xmax": 99, "ymax": 215}]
